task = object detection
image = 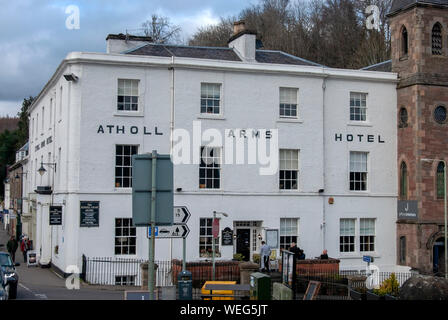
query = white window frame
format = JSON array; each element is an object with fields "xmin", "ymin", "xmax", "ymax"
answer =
[
  {"xmin": 199, "ymin": 146, "xmax": 221, "ymax": 190},
  {"xmin": 349, "ymin": 151, "xmax": 368, "ymax": 192},
  {"xmin": 339, "ymin": 218, "xmax": 356, "ymax": 253},
  {"xmin": 200, "ymin": 83, "xmax": 222, "ymax": 115},
  {"xmin": 280, "ymin": 218, "xmax": 299, "ymax": 250},
  {"xmin": 350, "ymin": 92, "xmax": 368, "ymax": 122},
  {"xmin": 117, "ymin": 79, "xmax": 140, "ymax": 113},
  {"xmin": 279, "ymin": 149, "xmax": 299, "ymax": 190},
  {"xmin": 359, "ymin": 218, "xmax": 375, "ymax": 253},
  {"xmin": 114, "ymin": 218, "xmax": 136, "ymax": 255},
  {"xmin": 199, "ymin": 217, "xmax": 220, "ymax": 258},
  {"xmin": 279, "ymin": 87, "xmax": 299, "ymax": 119},
  {"xmin": 115, "ymin": 145, "xmax": 138, "ymax": 189}
]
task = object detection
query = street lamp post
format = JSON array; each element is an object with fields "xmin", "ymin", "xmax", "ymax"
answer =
[
  {"xmin": 212, "ymin": 211, "xmax": 228, "ymax": 281},
  {"xmin": 421, "ymin": 158, "xmax": 447, "ymax": 279},
  {"xmin": 14, "ymin": 171, "xmax": 27, "ymax": 242}
]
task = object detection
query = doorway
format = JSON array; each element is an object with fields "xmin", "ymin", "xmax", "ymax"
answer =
[
  {"xmin": 236, "ymin": 229, "xmax": 251, "ymax": 261},
  {"xmin": 433, "ymin": 238, "xmax": 446, "ymax": 275}
]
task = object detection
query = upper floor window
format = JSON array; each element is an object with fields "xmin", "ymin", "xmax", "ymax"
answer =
[
  {"xmin": 115, "ymin": 145, "xmax": 138, "ymax": 188},
  {"xmin": 279, "ymin": 87, "xmax": 298, "ymax": 118},
  {"xmin": 350, "ymin": 92, "xmax": 367, "ymax": 122},
  {"xmin": 117, "ymin": 79, "xmax": 139, "ymax": 111},
  {"xmin": 400, "ymin": 161, "xmax": 408, "ymax": 199},
  {"xmin": 437, "ymin": 161, "xmax": 445, "ymax": 199},
  {"xmin": 350, "ymin": 151, "xmax": 368, "ymax": 191},
  {"xmin": 434, "ymin": 105, "xmax": 447, "ymax": 124},
  {"xmin": 200, "ymin": 83, "xmax": 221, "ymax": 114},
  {"xmin": 432, "ymin": 22, "xmax": 443, "ymax": 55},
  {"xmin": 402, "ymin": 26, "xmax": 408, "ymax": 56},
  {"xmin": 279, "ymin": 149, "xmax": 299, "ymax": 190},
  {"xmin": 199, "ymin": 146, "xmax": 221, "ymax": 189},
  {"xmin": 399, "ymin": 107, "xmax": 408, "ymax": 127}
]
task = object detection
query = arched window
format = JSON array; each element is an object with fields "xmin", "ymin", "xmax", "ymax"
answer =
[
  {"xmin": 436, "ymin": 161, "xmax": 445, "ymax": 199},
  {"xmin": 402, "ymin": 26, "xmax": 409, "ymax": 56},
  {"xmin": 400, "ymin": 161, "xmax": 408, "ymax": 199},
  {"xmin": 432, "ymin": 22, "xmax": 443, "ymax": 55}
]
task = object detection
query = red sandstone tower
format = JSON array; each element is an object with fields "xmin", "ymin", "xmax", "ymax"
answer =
[{"xmin": 388, "ymin": 0, "xmax": 448, "ymax": 274}]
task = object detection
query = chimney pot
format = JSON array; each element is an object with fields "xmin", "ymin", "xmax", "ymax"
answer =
[{"xmin": 233, "ymin": 20, "xmax": 246, "ymax": 35}]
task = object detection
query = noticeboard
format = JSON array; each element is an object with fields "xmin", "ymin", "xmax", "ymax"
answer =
[
  {"xmin": 266, "ymin": 229, "xmax": 279, "ymax": 248},
  {"xmin": 221, "ymin": 227, "xmax": 233, "ymax": 246},
  {"xmin": 49, "ymin": 206, "xmax": 63, "ymax": 225},
  {"xmin": 80, "ymin": 201, "xmax": 100, "ymax": 227}
]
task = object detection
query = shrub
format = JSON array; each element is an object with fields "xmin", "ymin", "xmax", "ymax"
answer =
[{"xmin": 373, "ymin": 273, "xmax": 400, "ymax": 297}]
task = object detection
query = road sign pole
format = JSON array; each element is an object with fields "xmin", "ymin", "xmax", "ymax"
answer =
[
  {"xmin": 183, "ymin": 237, "xmax": 186, "ymax": 272},
  {"xmin": 149, "ymin": 150, "xmax": 157, "ymax": 300}
]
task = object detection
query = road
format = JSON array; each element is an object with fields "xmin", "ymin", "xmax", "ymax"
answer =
[{"xmin": 0, "ymin": 222, "xmax": 126, "ymax": 300}]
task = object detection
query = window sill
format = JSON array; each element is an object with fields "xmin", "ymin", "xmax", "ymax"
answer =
[
  {"xmin": 277, "ymin": 118, "xmax": 303, "ymax": 124},
  {"xmin": 347, "ymin": 121, "xmax": 372, "ymax": 127},
  {"xmin": 114, "ymin": 111, "xmax": 144, "ymax": 117},
  {"xmin": 338, "ymin": 253, "xmax": 379, "ymax": 259},
  {"xmin": 197, "ymin": 114, "xmax": 226, "ymax": 120},
  {"xmin": 114, "ymin": 188, "xmax": 132, "ymax": 193}
]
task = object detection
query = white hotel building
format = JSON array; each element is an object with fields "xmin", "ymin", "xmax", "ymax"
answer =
[{"xmin": 26, "ymin": 26, "xmax": 402, "ymax": 276}]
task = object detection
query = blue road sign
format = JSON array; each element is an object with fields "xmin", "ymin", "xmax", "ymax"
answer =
[
  {"xmin": 363, "ymin": 256, "xmax": 373, "ymax": 263},
  {"xmin": 147, "ymin": 226, "xmax": 159, "ymax": 238}
]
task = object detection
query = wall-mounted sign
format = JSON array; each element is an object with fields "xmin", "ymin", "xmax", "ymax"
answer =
[
  {"xmin": 266, "ymin": 229, "xmax": 279, "ymax": 249},
  {"xmin": 221, "ymin": 227, "xmax": 233, "ymax": 246},
  {"xmin": 80, "ymin": 201, "xmax": 100, "ymax": 227},
  {"xmin": 97, "ymin": 125, "xmax": 163, "ymax": 136},
  {"xmin": 397, "ymin": 200, "xmax": 418, "ymax": 220},
  {"xmin": 334, "ymin": 134, "xmax": 385, "ymax": 144},
  {"xmin": 49, "ymin": 206, "xmax": 62, "ymax": 225}
]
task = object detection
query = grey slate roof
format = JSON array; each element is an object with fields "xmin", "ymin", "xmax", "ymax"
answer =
[
  {"xmin": 361, "ymin": 60, "xmax": 392, "ymax": 72},
  {"xmin": 389, "ymin": 0, "xmax": 448, "ymax": 16},
  {"xmin": 125, "ymin": 43, "xmax": 324, "ymax": 67}
]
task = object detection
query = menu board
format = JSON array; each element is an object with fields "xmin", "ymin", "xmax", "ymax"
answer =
[
  {"xmin": 49, "ymin": 206, "xmax": 63, "ymax": 225},
  {"xmin": 221, "ymin": 227, "xmax": 233, "ymax": 246},
  {"xmin": 80, "ymin": 201, "xmax": 99, "ymax": 227}
]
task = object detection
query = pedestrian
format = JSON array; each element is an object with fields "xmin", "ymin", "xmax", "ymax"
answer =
[
  {"xmin": 260, "ymin": 241, "xmax": 271, "ymax": 273},
  {"xmin": 6, "ymin": 236, "xmax": 18, "ymax": 262},
  {"xmin": 20, "ymin": 236, "xmax": 29, "ymax": 263},
  {"xmin": 320, "ymin": 249, "xmax": 329, "ymax": 260},
  {"xmin": 289, "ymin": 242, "xmax": 305, "ymax": 260}
]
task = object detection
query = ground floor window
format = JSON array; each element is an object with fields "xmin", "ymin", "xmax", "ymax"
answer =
[
  {"xmin": 199, "ymin": 218, "xmax": 219, "ymax": 257},
  {"xmin": 115, "ymin": 218, "xmax": 136, "ymax": 255},
  {"xmin": 360, "ymin": 218, "xmax": 375, "ymax": 252},
  {"xmin": 340, "ymin": 219, "xmax": 355, "ymax": 253},
  {"xmin": 280, "ymin": 218, "xmax": 298, "ymax": 250},
  {"xmin": 115, "ymin": 275, "xmax": 135, "ymax": 286}
]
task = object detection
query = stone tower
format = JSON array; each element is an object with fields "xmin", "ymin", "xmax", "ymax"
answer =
[{"xmin": 388, "ymin": 0, "xmax": 448, "ymax": 274}]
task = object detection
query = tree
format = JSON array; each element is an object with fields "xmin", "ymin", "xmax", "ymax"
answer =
[
  {"xmin": 0, "ymin": 129, "xmax": 19, "ymax": 198},
  {"xmin": 15, "ymin": 96, "xmax": 34, "ymax": 149},
  {"xmin": 141, "ymin": 14, "xmax": 181, "ymax": 44}
]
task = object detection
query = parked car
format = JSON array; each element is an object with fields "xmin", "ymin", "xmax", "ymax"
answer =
[
  {"xmin": 0, "ymin": 252, "xmax": 19, "ymax": 299},
  {"xmin": 0, "ymin": 267, "xmax": 9, "ymax": 301}
]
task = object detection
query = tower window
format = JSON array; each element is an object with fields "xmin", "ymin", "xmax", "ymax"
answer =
[
  {"xmin": 432, "ymin": 23, "xmax": 443, "ymax": 55},
  {"xmin": 400, "ymin": 161, "xmax": 408, "ymax": 199},
  {"xmin": 399, "ymin": 107, "xmax": 408, "ymax": 127},
  {"xmin": 437, "ymin": 161, "xmax": 445, "ymax": 199},
  {"xmin": 434, "ymin": 105, "xmax": 447, "ymax": 124},
  {"xmin": 402, "ymin": 26, "xmax": 408, "ymax": 56}
]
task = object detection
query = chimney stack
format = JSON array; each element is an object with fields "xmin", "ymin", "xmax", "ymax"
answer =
[{"xmin": 228, "ymin": 20, "xmax": 257, "ymax": 62}]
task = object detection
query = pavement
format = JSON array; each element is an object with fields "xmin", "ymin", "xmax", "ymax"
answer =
[{"xmin": 0, "ymin": 222, "xmax": 128, "ymax": 300}]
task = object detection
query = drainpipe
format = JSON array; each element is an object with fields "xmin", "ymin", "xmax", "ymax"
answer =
[
  {"xmin": 169, "ymin": 56, "xmax": 175, "ymax": 263},
  {"xmin": 321, "ymin": 74, "xmax": 328, "ymax": 253}
]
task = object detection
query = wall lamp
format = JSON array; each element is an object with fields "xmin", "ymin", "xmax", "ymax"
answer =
[
  {"xmin": 63, "ymin": 73, "xmax": 78, "ymax": 82},
  {"xmin": 38, "ymin": 162, "xmax": 57, "ymax": 176}
]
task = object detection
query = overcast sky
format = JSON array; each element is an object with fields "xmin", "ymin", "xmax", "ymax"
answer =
[{"xmin": 0, "ymin": 0, "xmax": 255, "ymax": 116}]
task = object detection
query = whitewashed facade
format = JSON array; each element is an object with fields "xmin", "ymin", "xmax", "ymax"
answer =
[{"xmin": 26, "ymin": 32, "xmax": 401, "ymax": 276}]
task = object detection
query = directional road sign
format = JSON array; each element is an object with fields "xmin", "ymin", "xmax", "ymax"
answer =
[
  {"xmin": 173, "ymin": 206, "xmax": 191, "ymax": 225},
  {"xmin": 148, "ymin": 225, "xmax": 190, "ymax": 239}
]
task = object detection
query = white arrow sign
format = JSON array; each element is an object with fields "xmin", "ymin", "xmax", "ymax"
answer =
[
  {"xmin": 148, "ymin": 225, "xmax": 190, "ymax": 238},
  {"xmin": 173, "ymin": 206, "xmax": 191, "ymax": 224}
]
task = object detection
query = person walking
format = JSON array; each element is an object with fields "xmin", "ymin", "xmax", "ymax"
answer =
[
  {"xmin": 20, "ymin": 236, "xmax": 29, "ymax": 263},
  {"xmin": 7, "ymin": 236, "xmax": 18, "ymax": 262},
  {"xmin": 260, "ymin": 241, "xmax": 271, "ymax": 273}
]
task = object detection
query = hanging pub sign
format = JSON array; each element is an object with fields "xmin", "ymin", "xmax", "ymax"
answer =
[
  {"xmin": 221, "ymin": 227, "xmax": 233, "ymax": 246},
  {"xmin": 49, "ymin": 206, "xmax": 63, "ymax": 225},
  {"xmin": 80, "ymin": 201, "xmax": 100, "ymax": 227}
]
